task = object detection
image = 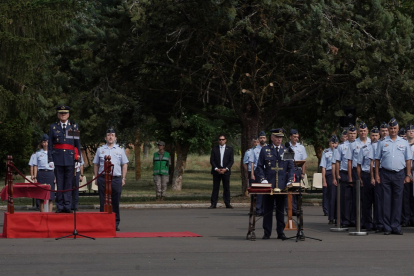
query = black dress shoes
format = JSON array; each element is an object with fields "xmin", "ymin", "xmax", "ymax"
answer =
[
  {"xmin": 116, "ymin": 226, "xmax": 120, "ymax": 231},
  {"xmin": 401, "ymin": 222, "xmax": 408, "ymax": 227},
  {"xmin": 277, "ymin": 233, "xmax": 287, "ymax": 240},
  {"xmin": 262, "ymin": 235, "xmax": 270, "ymax": 240},
  {"xmin": 226, "ymin": 205, "xmax": 234, "ymax": 209},
  {"xmin": 64, "ymin": 209, "xmax": 73, "ymax": 213},
  {"xmin": 392, "ymin": 230, "xmax": 403, "ymax": 235},
  {"xmin": 328, "ymin": 220, "xmax": 334, "ymax": 224},
  {"xmin": 375, "ymin": 228, "xmax": 383, "ymax": 233},
  {"xmin": 384, "ymin": 232, "xmax": 391, "ymax": 235},
  {"xmin": 208, "ymin": 205, "xmax": 216, "ymax": 209},
  {"xmin": 55, "ymin": 209, "xmax": 63, "ymax": 213}
]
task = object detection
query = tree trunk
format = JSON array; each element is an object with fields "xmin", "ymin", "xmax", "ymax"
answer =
[
  {"xmin": 165, "ymin": 143, "xmax": 176, "ymax": 184},
  {"xmin": 313, "ymin": 143, "xmax": 324, "ymax": 173},
  {"xmin": 240, "ymin": 110, "xmax": 261, "ymax": 195},
  {"xmin": 134, "ymin": 129, "xmax": 141, "ymax": 180},
  {"xmin": 172, "ymin": 141, "xmax": 189, "ymax": 191}
]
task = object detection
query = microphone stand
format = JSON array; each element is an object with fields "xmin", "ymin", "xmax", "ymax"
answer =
[
  {"xmin": 285, "ymin": 146, "xmax": 322, "ymax": 242},
  {"xmin": 56, "ymin": 125, "xmax": 94, "ymax": 240}
]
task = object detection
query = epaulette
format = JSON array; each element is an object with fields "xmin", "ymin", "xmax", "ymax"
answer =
[
  {"xmin": 372, "ymin": 140, "xmax": 378, "ymax": 144},
  {"xmin": 410, "ymin": 143, "xmax": 414, "ymax": 146},
  {"xmin": 349, "ymin": 140, "xmax": 355, "ymax": 143},
  {"xmin": 380, "ymin": 137, "xmax": 385, "ymax": 141},
  {"xmin": 362, "ymin": 145, "xmax": 367, "ymax": 148},
  {"xmin": 324, "ymin": 149, "xmax": 329, "ymax": 153},
  {"xmin": 403, "ymin": 137, "xmax": 407, "ymax": 140}
]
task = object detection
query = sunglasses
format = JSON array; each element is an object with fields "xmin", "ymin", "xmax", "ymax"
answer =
[{"xmin": 218, "ymin": 139, "xmax": 226, "ymax": 141}]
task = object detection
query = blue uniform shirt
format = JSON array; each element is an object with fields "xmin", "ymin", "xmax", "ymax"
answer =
[
  {"xmin": 76, "ymin": 155, "xmax": 84, "ymax": 173},
  {"xmin": 251, "ymin": 144, "xmax": 266, "ymax": 170},
  {"xmin": 371, "ymin": 141, "xmax": 379, "ymax": 168},
  {"xmin": 334, "ymin": 141, "xmax": 350, "ymax": 171},
  {"xmin": 289, "ymin": 142, "xmax": 307, "ymax": 161},
  {"xmin": 28, "ymin": 153, "xmax": 37, "ymax": 166},
  {"xmin": 356, "ymin": 144, "xmax": 373, "ymax": 173},
  {"xmin": 320, "ymin": 148, "xmax": 334, "ymax": 171},
  {"xmin": 375, "ymin": 136, "xmax": 412, "ymax": 172},
  {"xmin": 33, "ymin": 149, "xmax": 55, "ymax": 170},
  {"xmin": 345, "ymin": 137, "xmax": 371, "ymax": 168},
  {"xmin": 243, "ymin": 149, "xmax": 253, "ymax": 171},
  {"xmin": 93, "ymin": 144, "xmax": 129, "ymax": 176}
]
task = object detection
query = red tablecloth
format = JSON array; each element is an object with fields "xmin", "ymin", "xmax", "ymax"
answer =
[{"xmin": 1, "ymin": 184, "xmax": 51, "ymax": 201}]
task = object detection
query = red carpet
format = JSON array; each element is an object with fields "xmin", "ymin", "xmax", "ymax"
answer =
[
  {"xmin": 3, "ymin": 212, "xmax": 116, "ymax": 238},
  {"xmin": 116, "ymin": 231, "xmax": 202, "ymax": 238}
]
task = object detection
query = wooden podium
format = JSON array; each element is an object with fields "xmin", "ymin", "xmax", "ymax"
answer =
[{"xmin": 284, "ymin": 160, "xmax": 306, "ymax": 231}]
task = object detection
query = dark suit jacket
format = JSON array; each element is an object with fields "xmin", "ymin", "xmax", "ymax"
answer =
[{"xmin": 210, "ymin": 145, "xmax": 234, "ymax": 175}]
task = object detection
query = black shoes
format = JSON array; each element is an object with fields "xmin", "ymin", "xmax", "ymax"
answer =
[
  {"xmin": 328, "ymin": 220, "xmax": 334, "ymax": 224},
  {"xmin": 401, "ymin": 222, "xmax": 409, "ymax": 227},
  {"xmin": 392, "ymin": 230, "xmax": 403, "ymax": 235},
  {"xmin": 55, "ymin": 209, "xmax": 63, "ymax": 213},
  {"xmin": 262, "ymin": 235, "xmax": 270, "ymax": 240},
  {"xmin": 375, "ymin": 229, "xmax": 384, "ymax": 233},
  {"xmin": 116, "ymin": 226, "xmax": 120, "ymax": 231},
  {"xmin": 277, "ymin": 233, "xmax": 287, "ymax": 240},
  {"xmin": 64, "ymin": 209, "xmax": 73, "ymax": 213},
  {"xmin": 226, "ymin": 205, "xmax": 234, "ymax": 209},
  {"xmin": 208, "ymin": 205, "xmax": 216, "ymax": 209},
  {"xmin": 384, "ymin": 232, "xmax": 391, "ymax": 235}
]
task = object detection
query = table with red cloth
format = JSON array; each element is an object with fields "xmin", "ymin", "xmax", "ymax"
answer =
[{"xmin": 1, "ymin": 183, "xmax": 51, "ymax": 201}]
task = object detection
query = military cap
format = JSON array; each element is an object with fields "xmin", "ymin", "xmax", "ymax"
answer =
[
  {"xmin": 388, "ymin": 117, "xmax": 398, "ymax": 127},
  {"xmin": 380, "ymin": 122, "xmax": 388, "ymax": 129},
  {"xmin": 398, "ymin": 128, "xmax": 406, "ymax": 136},
  {"xmin": 341, "ymin": 128, "xmax": 348, "ymax": 136},
  {"xmin": 56, "ymin": 105, "xmax": 70, "ymax": 113},
  {"xmin": 358, "ymin": 121, "xmax": 367, "ymax": 129},
  {"xmin": 330, "ymin": 135, "xmax": 339, "ymax": 143},
  {"xmin": 371, "ymin": 126, "xmax": 379, "ymax": 133},
  {"xmin": 106, "ymin": 127, "xmax": 116, "ymax": 134},
  {"xmin": 406, "ymin": 124, "xmax": 414, "ymax": 131},
  {"xmin": 270, "ymin": 128, "xmax": 284, "ymax": 137},
  {"xmin": 41, "ymin": 134, "xmax": 49, "ymax": 141},
  {"xmin": 157, "ymin": 141, "xmax": 165, "ymax": 146},
  {"xmin": 290, "ymin": 129, "xmax": 299, "ymax": 135},
  {"xmin": 252, "ymin": 136, "xmax": 258, "ymax": 141},
  {"xmin": 258, "ymin": 131, "xmax": 266, "ymax": 137},
  {"xmin": 348, "ymin": 124, "xmax": 356, "ymax": 132}
]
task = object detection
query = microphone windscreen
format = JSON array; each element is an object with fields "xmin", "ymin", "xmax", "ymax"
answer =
[{"xmin": 285, "ymin": 142, "xmax": 290, "ymax": 148}]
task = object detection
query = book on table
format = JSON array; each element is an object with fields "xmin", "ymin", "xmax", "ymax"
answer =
[{"xmin": 251, "ymin": 183, "xmax": 272, "ymax": 188}]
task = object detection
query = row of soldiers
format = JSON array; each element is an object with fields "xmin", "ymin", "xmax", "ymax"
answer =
[{"xmin": 321, "ymin": 118, "xmax": 414, "ymax": 235}]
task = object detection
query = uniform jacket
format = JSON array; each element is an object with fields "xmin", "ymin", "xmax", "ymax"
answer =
[
  {"xmin": 48, "ymin": 121, "xmax": 81, "ymax": 166},
  {"xmin": 210, "ymin": 145, "xmax": 234, "ymax": 175},
  {"xmin": 255, "ymin": 144, "xmax": 294, "ymax": 190}
]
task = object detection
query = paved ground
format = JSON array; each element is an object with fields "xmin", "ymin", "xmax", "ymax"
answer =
[{"xmin": 1, "ymin": 206, "xmax": 414, "ymax": 276}]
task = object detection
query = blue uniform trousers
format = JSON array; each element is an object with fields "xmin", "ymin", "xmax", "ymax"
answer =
[
  {"xmin": 374, "ymin": 168, "xmax": 384, "ymax": 230},
  {"xmin": 325, "ymin": 170, "xmax": 336, "ymax": 221},
  {"xmin": 37, "ymin": 170, "xmax": 55, "ymax": 202},
  {"xmin": 401, "ymin": 179, "xmax": 411, "ymax": 224},
  {"xmin": 263, "ymin": 194, "xmax": 286, "ymax": 236},
  {"xmin": 285, "ymin": 169, "xmax": 301, "ymax": 213},
  {"xmin": 98, "ymin": 175, "xmax": 122, "ymax": 226},
  {"xmin": 380, "ymin": 169, "xmax": 404, "ymax": 232},
  {"xmin": 361, "ymin": 171, "xmax": 375, "ymax": 230},
  {"xmin": 54, "ymin": 165, "xmax": 74, "ymax": 211},
  {"xmin": 339, "ymin": 170, "xmax": 352, "ymax": 226},
  {"xmin": 71, "ymin": 171, "xmax": 80, "ymax": 210},
  {"xmin": 252, "ymin": 172, "xmax": 263, "ymax": 215}
]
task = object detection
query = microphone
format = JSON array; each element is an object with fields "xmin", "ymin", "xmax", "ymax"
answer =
[{"xmin": 285, "ymin": 142, "xmax": 294, "ymax": 152}]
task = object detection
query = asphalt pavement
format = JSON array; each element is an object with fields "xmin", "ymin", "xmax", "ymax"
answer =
[{"xmin": 0, "ymin": 206, "xmax": 413, "ymax": 276}]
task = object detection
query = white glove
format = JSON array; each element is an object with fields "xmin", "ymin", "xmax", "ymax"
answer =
[
  {"xmin": 75, "ymin": 162, "xmax": 80, "ymax": 169},
  {"xmin": 261, "ymin": 180, "xmax": 269, "ymax": 183},
  {"xmin": 48, "ymin": 162, "xmax": 54, "ymax": 168}
]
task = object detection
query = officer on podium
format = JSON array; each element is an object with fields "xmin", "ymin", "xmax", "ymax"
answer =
[
  {"xmin": 48, "ymin": 105, "xmax": 80, "ymax": 213},
  {"xmin": 255, "ymin": 128, "xmax": 294, "ymax": 240}
]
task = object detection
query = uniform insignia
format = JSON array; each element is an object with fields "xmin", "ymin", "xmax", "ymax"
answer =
[
  {"xmin": 380, "ymin": 137, "xmax": 385, "ymax": 141},
  {"xmin": 356, "ymin": 146, "xmax": 359, "ymax": 149},
  {"xmin": 57, "ymin": 138, "xmax": 59, "ymax": 142},
  {"xmin": 74, "ymin": 124, "xmax": 76, "ymax": 127},
  {"xmin": 61, "ymin": 106, "xmax": 65, "ymax": 109},
  {"xmin": 101, "ymin": 151, "xmax": 105, "ymax": 154},
  {"xmin": 266, "ymin": 149, "xmax": 270, "ymax": 152},
  {"xmin": 385, "ymin": 144, "xmax": 388, "ymax": 147},
  {"xmin": 281, "ymin": 146, "xmax": 283, "ymax": 149},
  {"xmin": 68, "ymin": 122, "xmax": 71, "ymax": 125},
  {"xmin": 56, "ymin": 130, "xmax": 60, "ymax": 133},
  {"xmin": 40, "ymin": 155, "xmax": 43, "ymax": 157},
  {"xmin": 53, "ymin": 126, "xmax": 55, "ymax": 129},
  {"xmin": 362, "ymin": 145, "xmax": 367, "ymax": 148}
]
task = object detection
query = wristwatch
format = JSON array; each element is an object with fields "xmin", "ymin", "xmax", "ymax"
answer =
[
  {"xmin": 81, "ymin": 174, "xmax": 84, "ymax": 177},
  {"xmin": 406, "ymin": 175, "xmax": 413, "ymax": 180}
]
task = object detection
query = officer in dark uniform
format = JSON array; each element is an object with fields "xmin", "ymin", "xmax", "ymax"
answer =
[
  {"xmin": 48, "ymin": 105, "xmax": 81, "ymax": 213},
  {"xmin": 255, "ymin": 128, "xmax": 294, "ymax": 240},
  {"xmin": 375, "ymin": 118, "xmax": 412, "ymax": 235}
]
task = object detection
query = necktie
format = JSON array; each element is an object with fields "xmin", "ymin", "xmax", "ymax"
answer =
[
  {"xmin": 275, "ymin": 147, "xmax": 279, "ymax": 158},
  {"xmin": 62, "ymin": 124, "xmax": 66, "ymax": 134}
]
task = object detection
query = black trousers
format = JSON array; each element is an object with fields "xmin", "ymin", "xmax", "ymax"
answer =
[
  {"xmin": 210, "ymin": 172, "xmax": 231, "ymax": 206},
  {"xmin": 326, "ymin": 170, "xmax": 336, "ymax": 221},
  {"xmin": 98, "ymin": 175, "xmax": 122, "ymax": 226},
  {"xmin": 401, "ymin": 179, "xmax": 412, "ymax": 224},
  {"xmin": 361, "ymin": 171, "xmax": 375, "ymax": 230},
  {"xmin": 263, "ymin": 194, "xmax": 286, "ymax": 236},
  {"xmin": 54, "ymin": 165, "xmax": 74, "ymax": 211}
]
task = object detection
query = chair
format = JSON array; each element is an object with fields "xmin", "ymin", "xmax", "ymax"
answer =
[
  {"xmin": 24, "ymin": 176, "xmax": 32, "ymax": 183},
  {"xmin": 312, "ymin": 173, "xmax": 323, "ymax": 189},
  {"xmin": 78, "ymin": 176, "xmax": 88, "ymax": 192},
  {"xmin": 302, "ymin": 173, "xmax": 309, "ymax": 189},
  {"xmin": 91, "ymin": 179, "xmax": 98, "ymax": 193}
]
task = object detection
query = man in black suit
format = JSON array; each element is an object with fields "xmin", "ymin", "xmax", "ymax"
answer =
[{"xmin": 209, "ymin": 134, "xmax": 234, "ymax": 209}]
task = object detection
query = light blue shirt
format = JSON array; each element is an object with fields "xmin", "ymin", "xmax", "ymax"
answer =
[
  {"xmin": 375, "ymin": 136, "xmax": 412, "ymax": 172},
  {"xmin": 356, "ymin": 144, "xmax": 373, "ymax": 173},
  {"xmin": 28, "ymin": 153, "xmax": 37, "ymax": 166},
  {"xmin": 320, "ymin": 148, "xmax": 334, "ymax": 171},
  {"xmin": 289, "ymin": 142, "xmax": 307, "ymax": 161},
  {"xmin": 371, "ymin": 141, "xmax": 379, "ymax": 168},
  {"xmin": 251, "ymin": 144, "xmax": 266, "ymax": 170},
  {"xmin": 76, "ymin": 155, "xmax": 85, "ymax": 173},
  {"xmin": 345, "ymin": 137, "xmax": 371, "ymax": 168},
  {"xmin": 33, "ymin": 149, "xmax": 54, "ymax": 170},
  {"xmin": 334, "ymin": 141, "xmax": 350, "ymax": 171},
  {"xmin": 93, "ymin": 144, "xmax": 129, "ymax": 176},
  {"xmin": 243, "ymin": 149, "xmax": 253, "ymax": 171}
]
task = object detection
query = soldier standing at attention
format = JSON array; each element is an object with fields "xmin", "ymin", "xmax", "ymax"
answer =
[
  {"xmin": 48, "ymin": 105, "xmax": 80, "ymax": 213},
  {"xmin": 153, "ymin": 141, "xmax": 170, "ymax": 201},
  {"xmin": 401, "ymin": 124, "xmax": 414, "ymax": 226},
  {"xmin": 375, "ymin": 118, "xmax": 412, "ymax": 235},
  {"xmin": 320, "ymin": 135, "xmax": 339, "ymax": 224},
  {"xmin": 251, "ymin": 131, "xmax": 267, "ymax": 216},
  {"xmin": 405, "ymin": 124, "xmax": 414, "ymax": 226},
  {"xmin": 255, "ymin": 128, "xmax": 294, "ymax": 240},
  {"xmin": 93, "ymin": 127, "xmax": 129, "ymax": 231}
]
